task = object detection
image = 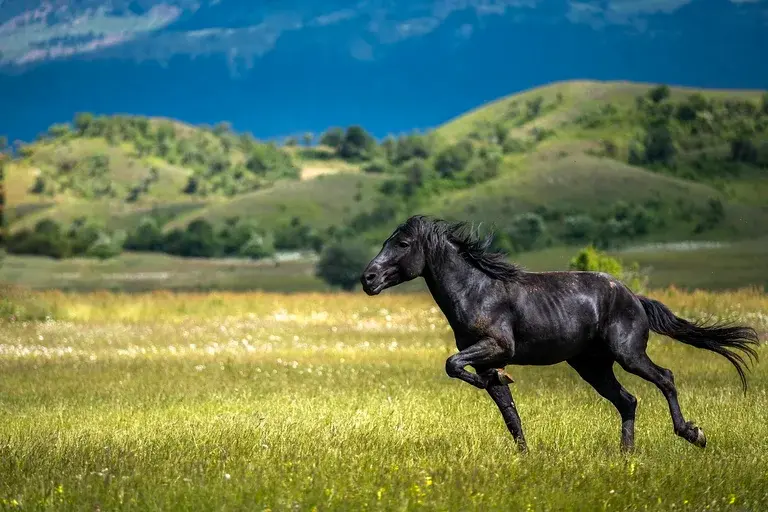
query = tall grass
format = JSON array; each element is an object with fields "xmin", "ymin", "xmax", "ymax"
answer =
[{"xmin": 1, "ymin": 288, "xmax": 766, "ymax": 510}]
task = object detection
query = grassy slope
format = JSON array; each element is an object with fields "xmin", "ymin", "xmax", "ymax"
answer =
[
  {"xmin": 7, "ymin": 80, "xmax": 767, "ymax": 238},
  {"xmin": 429, "ymin": 79, "xmax": 768, "ymax": 239},
  {"xmin": 164, "ymin": 172, "xmax": 386, "ymax": 232}
]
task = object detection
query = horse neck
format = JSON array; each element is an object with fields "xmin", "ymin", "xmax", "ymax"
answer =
[{"xmin": 421, "ymin": 244, "xmax": 491, "ymax": 325}]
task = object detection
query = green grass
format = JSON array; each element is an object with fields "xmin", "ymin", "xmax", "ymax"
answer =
[
  {"xmin": 1, "ymin": 290, "xmax": 766, "ymax": 510},
  {"xmin": 0, "ymin": 252, "xmax": 328, "ymax": 293}
]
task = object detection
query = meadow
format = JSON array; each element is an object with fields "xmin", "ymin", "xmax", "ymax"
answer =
[{"xmin": 1, "ymin": 287, "xmax": 767, "ymax": 510}]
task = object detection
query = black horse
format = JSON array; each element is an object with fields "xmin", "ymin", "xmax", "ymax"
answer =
[{"xmin": 360, "ymin": 215, "xmax": 760, "ymax": 453}]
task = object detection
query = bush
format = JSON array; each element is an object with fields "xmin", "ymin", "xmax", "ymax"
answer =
[
  {"xmin": 500, "ymin": 213, "xmax": 548, "ymax": 253},
  {"xmin": 274, "ymin": 217, "xmax": 322, "ymax": 252},
  {"xmin": 434, "ymin": 141, "xmax": 474, "ymax": 179},
  {"xmin": 125, "ymin": 216, "xmax": 165, "ymax": 252},
  {"xmin": 363, "ymin": 158, "xmax": 390, "ymax": 174},
  {"xmin": 164, "ymin": 219, "xmax": 220, "ymax": 258},
  {"xmin": 338, "ymin": 125, "xmax": 376, "ymax": 161},
  {"xmin": 569, "ymin": 245, "xmax": 623, "ymax": 275},
  {"xmin": 86, "ymin": 231, "xmax": 125, "ymax": 260},
  {"xmin": 568, "ymin": 246, "xmax": 648, "ymax": 293},
  {"xmin": 316, "ymin": 240, "xmax": 373, "ymax": 291},
  {"xmin": 7, "ymin": 220, "xmax": 72, "ymax": 259},
  {"xmin": 239, "ymin": 232, "xmax": 275, "ymax": 260},
  {"xmin": 563, "ymin": 215, "xmax": 597, "ymax": 245}
]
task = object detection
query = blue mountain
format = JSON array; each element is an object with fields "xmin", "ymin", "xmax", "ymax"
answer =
[{"xmin": 1, "ymin": 0, "xmax": 766, "ymax": 143}]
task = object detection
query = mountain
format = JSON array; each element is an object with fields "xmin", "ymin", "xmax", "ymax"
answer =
[{"xmin": 1, "ymin": 0, "xmax": 768, "ymax": 144}]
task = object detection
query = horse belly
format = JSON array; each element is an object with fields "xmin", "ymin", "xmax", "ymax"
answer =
[{"xmin": 510, "ymin": 320, "xmax": 598, "ymax": 365}]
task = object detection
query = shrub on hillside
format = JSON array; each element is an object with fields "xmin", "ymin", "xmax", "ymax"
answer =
[
  {"xmin": 569, "ymin": 246, "xmax": 648, "ymax": 293},
  {"xmin": 434, "ymin": 141, "xmax": 474, "ymax": 179},
  {"xmin": 125, "ymin": 216, "xmax": 165, "ymax": 252},
  {"xmin": 7, "ymin": 220, "xmax": 72, "ymax": 259},
  {"xmin": 167, "ymin": 219, "xmax": 219, "ymax": 258},
  {"xmin": 86, "ymin": 231, "xmax": 126, "ymax": 260},
  {"xmin": 316, "ymin": 239, "xmax": 373, "ymax": 291},
  {"xmin": 492, "ymin": 213, "xmax": 548, "ymax": 253},
  {"xmin": 274, "ymin": 217, "xmax": 323, "ymax": 252},
  {"xmin": 562, "ymin": 215, "xmax": 597, "ymax": 245},
  {"xmin": 239, "ymin": 232, "xmax": 275, "ymax": 260},
  {"xmin": 338, "ymin": 125, "xmax": 377, "ymax": 161}
]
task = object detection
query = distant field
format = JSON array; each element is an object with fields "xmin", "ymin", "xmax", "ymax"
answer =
[
  {"xmin": 2, "ymin": 236, "xmax": 768, "ymax": 293},
  {"xmin": 0, "ymin": 252, "xmax": 328, "ymax": 293},
  {"xmin": 1, "ymin": 289, "xmax": 766, "ymax": 510}
]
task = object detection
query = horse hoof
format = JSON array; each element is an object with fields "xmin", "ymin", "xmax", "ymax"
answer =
[
  {"xmin": 496, "ymin": 368, "xmax": 514, "ymax": 385},
  {"xmin": 693, "ymin": 427, "xmax": 707, "ymax": 448}
]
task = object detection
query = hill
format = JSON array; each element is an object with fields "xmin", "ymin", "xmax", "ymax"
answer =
[{"xmin": 3, "ymin": 79, "xmax": 768, "ymax": 289}]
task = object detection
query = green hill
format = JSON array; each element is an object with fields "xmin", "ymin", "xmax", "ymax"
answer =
[{"xmin": 3, "ymin": 79, "xmax": 768, "ymax": 289}]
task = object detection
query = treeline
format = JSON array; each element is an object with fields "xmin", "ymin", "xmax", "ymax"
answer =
[
  {"xmin": 4, "ymin": 215, "xmax": 329, "ymax": 261},
  {"xmin": 4, "ymin": 190, "xmax": 727, "ymax": 263}
]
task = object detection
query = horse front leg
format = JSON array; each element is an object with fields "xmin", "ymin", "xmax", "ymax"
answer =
[
  {"xmin": 483, "ymin": 376, "xmax": 528, "ymax": 453},
  {"xmin": 444, "ymin": 338, "xmax": 508, "ymax": 389}
]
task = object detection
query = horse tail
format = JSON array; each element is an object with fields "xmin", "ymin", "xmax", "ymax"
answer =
[{"xmin": 637, "ymin": 295, "xmax": 760, "ymax": 393}]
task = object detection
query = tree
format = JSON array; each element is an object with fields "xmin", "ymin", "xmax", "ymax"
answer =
[
  {"xmin": 74, "ymin": 112, "xmax": 94, "ymax": 135},
  {"xmin": 212, "ymin": 122, "xmax": 232, "ymax": 136},
  {"xmin": 362, "ymin": 158, "xmax": 389, "ymax": 174},
  {"xmin": 643, "ymin": 124, "xmax": 676, "ymax": 164},
  {"xmin": 167, "ymin": 219, "xmax": 220, "ymax": 257},
  {"xmin": 86, "ymin": 232, "xmax": 124, "ymax": 260},
  {"xmin": 505, "ymin": 213, "xmax": 547, "ymax": 252},
  {"xmin": 273, "ymin": 217, "xmax": 320, "ymax": 251},
  {"xmin": 239, "ymin": 232, "xmax": 275, "ymax": 260},
  {"xmin": 563, "ymin": 215, "xmax": 597, "ymax": 245},
  {"xmin": 525, "ymin": 96, "xmax": 544, "ymax": 120},
  {"xmin": 47, "ymin": 123, "xmax": 72, "ymax": 139},
  {"xmin": 125, "ymin": 216, "xmax": 164, "ymax": 252},
  {"xmin": 320, "ymin": 127, "xmax": 345, "ymax": 149},
  {"xmin": 302, "ymin": 132, "xmax": 314, "ymax": 147},
  {"xmin": 400, "ymin": 158, "xmax": 433, "ymax": 196},
  {"xmin": 30, "ymin": 176, "xmax": 46, "ymax": 194},
  {"xmin": 338, "ymin": 125, "xmax": 376, "ymax": 161},
  {"xmin": 67, "ymin": 218, "xmax": 103, "ymax": 255},
  {"xmin": 648, "ymin": 84, "xmax": 670, "ymax": 104},
  {"xmin": 434, "ymin": 141, "xmax": 474, "ymax": 179},
  {"xmin": 316, "ymin": 240, "xmax": 373, "ymax": 290},
  {"xmin": 392, "ymin": 134, "xmax": 431, "ymax": 165}
]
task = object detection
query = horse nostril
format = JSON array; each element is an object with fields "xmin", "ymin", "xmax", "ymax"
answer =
[{"xmin": 365, "ymin": 273, "xmax": 376, "ymax": 283}]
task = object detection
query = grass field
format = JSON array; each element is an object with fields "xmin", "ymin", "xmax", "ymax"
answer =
[{"xmin": 1, "ymin": 288, "xmax": 767, "ymax": 510}]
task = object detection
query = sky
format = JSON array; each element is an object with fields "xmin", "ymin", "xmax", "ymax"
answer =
[{"xmin": 0, "ymin": 0, "xmax": 766, "ymax": 143}]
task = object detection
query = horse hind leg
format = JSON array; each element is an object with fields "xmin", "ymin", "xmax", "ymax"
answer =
[
  {"xmin": 612, "ymin": 329, "xmax": 707, "ymax": 449},
  {"xmin": 567, "ymin": 351, "xmax": 638, "ymax": 453}
]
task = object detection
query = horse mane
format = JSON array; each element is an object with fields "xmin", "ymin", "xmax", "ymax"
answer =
[{"xmin": 401, "ymin": 215, "xmax": 524, "ymax": 282}]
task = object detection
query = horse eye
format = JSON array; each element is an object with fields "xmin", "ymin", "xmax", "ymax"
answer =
[{"xmin": 398, "ymin": 241, "xmax": 410, "ymax": 248}]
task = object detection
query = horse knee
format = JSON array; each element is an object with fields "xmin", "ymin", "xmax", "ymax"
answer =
[{"xmin": 445, "ymin": 355, "xmax": 463, "ymax": 378}]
